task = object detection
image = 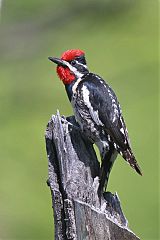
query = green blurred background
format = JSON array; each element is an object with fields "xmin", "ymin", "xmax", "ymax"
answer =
[{"xmin": 0, "ymin": 0, "xmax": 158, "ymax": 239}]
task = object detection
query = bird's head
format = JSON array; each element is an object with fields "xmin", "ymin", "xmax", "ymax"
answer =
[{"xmin": 48, "ymin": 49, "xmax": 89, "ymax": 85}]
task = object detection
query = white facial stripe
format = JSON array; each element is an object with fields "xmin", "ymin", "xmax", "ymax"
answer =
[
  {"xmin": 62, "ymin": 60, "xmax": 84, "ymax": 78},
  {"xmin": 72, "ymin": 78, "xmax": 82, "ymax": 94},
  {"xmin": 75, "ymin": 60, "xmax": 88, "ymax": 69}
]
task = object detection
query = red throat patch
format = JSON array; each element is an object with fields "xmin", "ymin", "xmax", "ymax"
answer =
[
  {"xmin": 56, "ymin": 49, "xmax": 85, "ymax": 84},
  {"xmin": 57, "ymin": 66, "xmax": 75, "ymax": 85}
]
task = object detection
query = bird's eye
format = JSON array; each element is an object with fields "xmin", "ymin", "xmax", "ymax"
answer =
[{"xmin": 71, "ymin": 60, "xmax": 76, "ymax": 66}]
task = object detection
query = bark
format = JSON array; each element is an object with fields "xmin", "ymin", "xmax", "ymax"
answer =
[{"xmin": 45, "ymin": 111, "xmax": 140, "ymax": 240}]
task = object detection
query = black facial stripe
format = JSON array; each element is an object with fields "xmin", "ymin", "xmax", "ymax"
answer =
[
  {"xmin": 75, "ymin": 55, "xmax": 87, "ymax": 65},
  {"xmin": 67, "ymin": 55, "xmax": 86, "ymax": 66},
  {"xmin": 71, "ymin": 61, "xmax": 88, "ymax": 74}
]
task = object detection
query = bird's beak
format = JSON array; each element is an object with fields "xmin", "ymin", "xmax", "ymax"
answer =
[{"xmin": 48, "ymin": 57, "xmax": 66, "ymax": 67}]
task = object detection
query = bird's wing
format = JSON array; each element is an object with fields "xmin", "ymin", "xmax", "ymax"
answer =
[
  {"xmin": 81, "ymin": 74, "xmax": 130, "ymax": 150},
  {"xmin": 80, "ymin": 74, "xmax": 142, "ymax": 176}
]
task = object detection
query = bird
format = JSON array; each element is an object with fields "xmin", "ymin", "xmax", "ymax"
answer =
[{"xmin": 48, "ymin": 49, "xmax": 142, "ymax": 191}]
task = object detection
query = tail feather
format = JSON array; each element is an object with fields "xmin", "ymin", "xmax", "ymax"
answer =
[
  {"xmin": 99, "ymin": 147, "xmax": 117, "ymax": 192},
  {"xmin": 122, "ymin": 149, "xmax": 142, "ymax": 176}
]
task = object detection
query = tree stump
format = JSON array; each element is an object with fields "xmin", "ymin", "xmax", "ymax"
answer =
[{"xmin": 45, "ymin": 111, "xmax": 140, "ymax": 240}]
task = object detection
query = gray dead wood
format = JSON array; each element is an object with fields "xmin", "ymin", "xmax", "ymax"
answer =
[{"xmin": 45, "ymin": 111, "xmax": 140, "ymax": 240}]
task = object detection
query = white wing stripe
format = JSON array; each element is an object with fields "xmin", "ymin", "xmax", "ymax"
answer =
[{"xmin": 82, "ymin": 85, "xmax": 104, "ymax": 126}]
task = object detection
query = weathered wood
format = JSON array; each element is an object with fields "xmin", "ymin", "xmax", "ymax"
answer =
[{"xmin": 45, "ymin": 111, "xmax": 140, "ymax": 240}]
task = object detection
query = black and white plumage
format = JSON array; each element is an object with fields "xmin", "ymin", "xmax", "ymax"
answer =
[{"xmin": 49, "ymin": 49, "xmax": 142, "ymax": 191}]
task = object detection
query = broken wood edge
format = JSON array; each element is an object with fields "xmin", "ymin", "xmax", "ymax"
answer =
[{"xmin": 45, "ymin": 111, "xmax": 140, "ymax": 240}]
